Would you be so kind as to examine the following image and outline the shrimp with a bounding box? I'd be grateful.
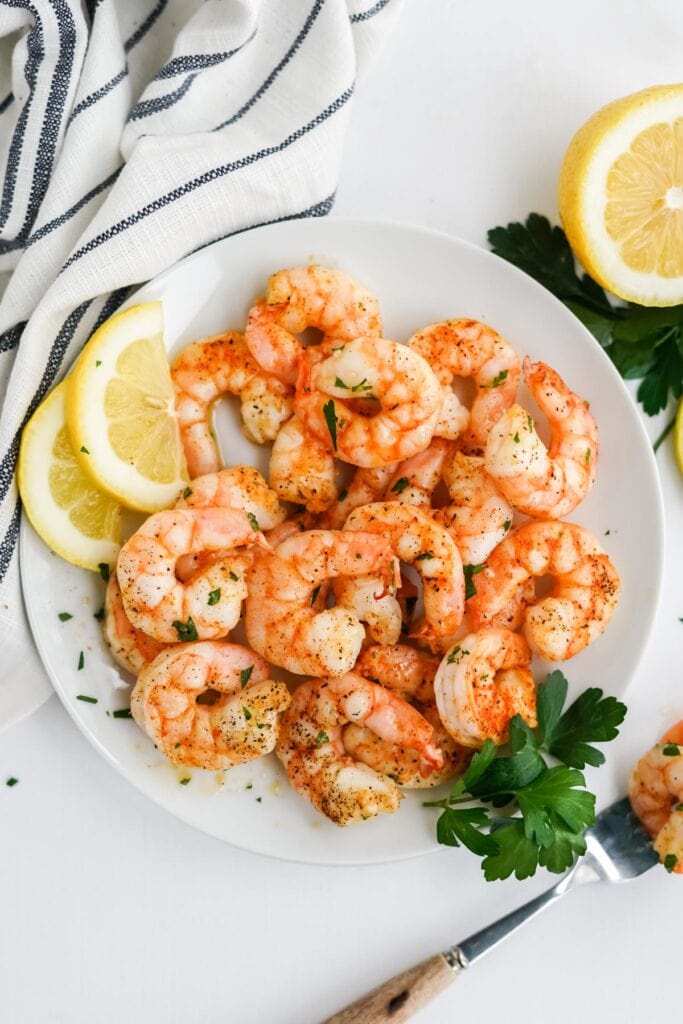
[629,721,683,874]
[344,503,465,648]
[295,337,442,467]
[384,438,451,507]
[131,642,291,769]
[468,521,621,661]
[485,358,598,518]
[408,319,520,451]
[318,464,396,529]
[171,332,292,477]
[434,629,536,748]
[269,416,337,513]
[117,508,266,642]
[434,388,470,441]
[433,450,513,564]
[244,529,398,677]
[103,575,167,675]
[348,645,470,787]
[332,574,403,646]
[245,265,382,386]
[264,510,318,548]
[174,467,286,580]
[275,672,443,825]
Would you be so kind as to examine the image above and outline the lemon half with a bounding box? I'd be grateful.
[66,303,187,512]
[18,381,121,570]
[559,84,683,306]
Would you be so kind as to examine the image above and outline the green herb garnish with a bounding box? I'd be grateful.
[207,588,221,606]
[310,585,321,605]
[488,213,683,417]
[315,731,329,746]
[664,854,678,873]
[80,446,90,454]
[483,369,509,388]
[77,651,84,671]
[240,666,253,689]
[323,399,338,450]
[182,487,193,499]
[112,708,133,719]
[663,743,681,756]
[58,612,73,622]
[172,617,198,642]
[391,477,410,494]
[247,512,260,532]
[463,563,486,600]
[243,706,253,721]
[93,606,105,622]
[98,563,110,582]
[229,571,239,582]
[425,671,626,881]
[415,551,434,561]
[334,376,373,393]
[6,777,18,787]
[76,694,97,704]
[179,777,191,786]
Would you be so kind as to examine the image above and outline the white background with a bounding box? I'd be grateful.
[2,1,682,1021]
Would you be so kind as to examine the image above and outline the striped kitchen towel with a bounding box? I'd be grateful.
[0,0,402,731]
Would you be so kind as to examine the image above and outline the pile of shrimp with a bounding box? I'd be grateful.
[103,265,622,828]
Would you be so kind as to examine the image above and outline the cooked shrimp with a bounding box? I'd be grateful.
[131,642,291,769]
[269,416,337,513]
[173,467,283,581]
[408,319,520,451]
[103,575,167,676]
[318,464,396,529]
[434,388,470,441]
[275,672,443,825]
[344,503,465,648]
[332,574,402,646]
[629,721,683,874]
[265,510,318,548]
[468,521,621,661]
[117,508,265,642]
[485,358,598,518]
[384,438,451,507]
[434,450,513,564]
[171,332,292,477]
[295,337,441,467]
[349,644,469,787]
[244,529,398,677]
[245,265,382,386]
[434,629,536,748]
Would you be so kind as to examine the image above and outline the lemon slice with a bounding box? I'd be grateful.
[66,302,187,512]
[674,396,683,478]
[18,380,121,570]
[559,84,683,306]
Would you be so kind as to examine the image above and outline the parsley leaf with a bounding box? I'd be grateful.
[207,588,221,606]
[482,369,509,388]
[545,687,627,768]
[172,617,198,642]
[488,213,683,416]
[323,400,338,450]
[436,807,499,856]
[463,563,486,600]
[515,767,595,845]
[482,821,539,882]
[535,670,569,747]
[391,477,410,494]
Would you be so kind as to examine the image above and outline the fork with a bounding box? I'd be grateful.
[321,797,658,1024]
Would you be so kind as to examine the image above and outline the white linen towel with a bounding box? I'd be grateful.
[0,0,402,731]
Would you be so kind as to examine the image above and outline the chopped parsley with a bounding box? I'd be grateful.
[98,563,110,582]
[229,571,240,582]
[664,854,678,873]
[334,376,373,393]
[391,477,410,494]
[447,645,462,664]
[182,487,193,499]
[93,606,105,622]
[172,617,198,642]
[310,585,321,605]
[77,651,84,671]
[463,563,486,600]
[80,446,90,454]
[323,399,338,450]
[503,519,512,532]
[179,777,191,786]
[415,551,434,561]
[662,743,681,756]
[58,612,73,622]
[483,369,509,388]
[6,777,18,787]
[112,708,133,719]
[240,666,254,688]
[513,432,520,443]
[243,706,253,721]
[315,731,329,746]
[76,694,97,704]
[207,588,221,606]
[247,512,260,532]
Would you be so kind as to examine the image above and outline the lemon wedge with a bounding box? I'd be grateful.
[66,302,187,512]
[674,397,683,478]
[18,380,121,570]
[559,84,683,306]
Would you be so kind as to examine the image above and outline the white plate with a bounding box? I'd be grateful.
[20,218,664,865]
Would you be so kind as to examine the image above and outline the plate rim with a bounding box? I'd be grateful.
[20,215,666,865]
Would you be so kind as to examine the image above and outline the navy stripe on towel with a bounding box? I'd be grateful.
[350,0,392,23]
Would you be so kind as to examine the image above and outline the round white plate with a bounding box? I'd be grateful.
[20,218,664,865]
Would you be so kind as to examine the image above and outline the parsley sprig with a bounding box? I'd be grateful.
[425,671,626,881]
[488,213,683,418]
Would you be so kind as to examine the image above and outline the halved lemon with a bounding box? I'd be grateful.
[66,302,187,512]
[559,84,683,306]
[18,381,121,570]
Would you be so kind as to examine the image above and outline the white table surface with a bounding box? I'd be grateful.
[2,2,682,1021]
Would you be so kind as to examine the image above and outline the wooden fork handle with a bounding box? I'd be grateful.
[320,952,459,1024]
